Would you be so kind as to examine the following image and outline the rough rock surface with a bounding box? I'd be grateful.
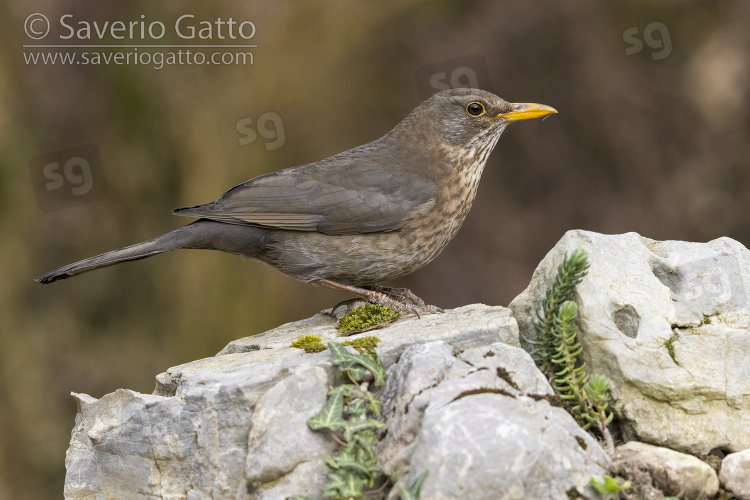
[610,441,719,499]
[68,304,609,499]
[510,230,750,454]
[720,448,750,500]
[380,341,609,499]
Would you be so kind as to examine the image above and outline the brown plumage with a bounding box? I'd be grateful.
[35,88,556,314]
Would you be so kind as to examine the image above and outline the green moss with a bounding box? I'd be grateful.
[341,336,382,354]
[302,342,327,353]
[291,334,328,353]
[290,334,323,347]
[336,304,399,335]
[664,336,676,362]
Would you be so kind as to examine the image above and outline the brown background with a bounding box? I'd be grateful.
[2,0,749,497]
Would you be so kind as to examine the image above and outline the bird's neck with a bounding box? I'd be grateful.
[427,132,503,244]
[444,132,502,183]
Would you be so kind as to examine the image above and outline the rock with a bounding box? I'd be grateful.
[610,442,719,499]
[65,304,531,499]
[510,230,750,454]
[720,448,750,500]
[383,343,608,500]
[218,302,520,366]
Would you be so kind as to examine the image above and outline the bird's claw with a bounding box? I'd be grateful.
[366,287,443,318]
[329,298,368,318]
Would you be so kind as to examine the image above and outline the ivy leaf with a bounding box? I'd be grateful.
[360,391,382,417]
[339,364,368,383]
[345,398,368,417]
[322,470,353,499]
[342,418,384,443]
[328,342,362,368]
[307,392,346,432]
[331,455,374,480]
[327,384,354,400]
[328,343,386,386]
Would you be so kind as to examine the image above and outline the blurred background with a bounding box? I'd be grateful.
[2,0,749,497]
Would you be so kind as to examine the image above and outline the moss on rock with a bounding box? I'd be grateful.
[336,304,399,335]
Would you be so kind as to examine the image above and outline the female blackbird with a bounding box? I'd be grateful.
[36,88,556,314]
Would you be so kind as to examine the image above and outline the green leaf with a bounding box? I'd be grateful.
[345,398,368,417]
[308,392,346,432]
[349,428,377,446]
[342,418,384,443]
[328,342,359,366]
[360,391,382,417]
[590,475,631,498]
[399,470,428,500]
[337,471,366,499]
[330,455,374,481]
[328,343,386,386]
[327,384,354,400]
[322,469,365,499]
[346,365,369,383]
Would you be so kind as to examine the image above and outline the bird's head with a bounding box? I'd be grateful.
[392,88,557,158]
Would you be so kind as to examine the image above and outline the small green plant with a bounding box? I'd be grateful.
[336,304,400,335]
[590,475,631,499]
[301,341,426,499]
[551,301,589,420]
[306,342,387,499]
[583,375,614,438]
[529,249,615,452]
[530,249,589,373]
[291,334,328,353]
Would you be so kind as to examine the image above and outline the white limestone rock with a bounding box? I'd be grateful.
[610,441,719,498]
[64,305,523,499]
[381,341,609,500]
[719,448,750,500]
[510,230,750,454]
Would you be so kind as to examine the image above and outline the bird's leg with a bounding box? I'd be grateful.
[321,280,415,315]
[369,286,441,310]
[320,280,442,316]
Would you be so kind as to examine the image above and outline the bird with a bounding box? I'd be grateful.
[35,88,556,315]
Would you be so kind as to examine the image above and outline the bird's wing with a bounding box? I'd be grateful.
[172,150,436,235]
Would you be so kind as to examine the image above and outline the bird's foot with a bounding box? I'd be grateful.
[369,286,430,308]
[366,286,443,318]
[321,280,443,318]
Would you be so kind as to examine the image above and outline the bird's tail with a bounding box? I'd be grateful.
[36,231,180,284]
[35,219,267,284]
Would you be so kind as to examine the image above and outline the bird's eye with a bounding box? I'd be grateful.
[466,101,486,117]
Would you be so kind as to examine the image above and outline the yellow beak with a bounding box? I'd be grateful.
[495,102,558,122]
